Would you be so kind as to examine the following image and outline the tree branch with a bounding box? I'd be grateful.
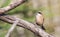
[5,17,19,37]
[0,15,54,37]
[0,0,54,37]
[0,0,26,14]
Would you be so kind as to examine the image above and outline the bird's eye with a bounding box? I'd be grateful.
[38,12,42,14]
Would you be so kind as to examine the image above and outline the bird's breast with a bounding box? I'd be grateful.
[36,14,44,25]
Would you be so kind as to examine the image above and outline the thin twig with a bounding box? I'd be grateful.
[5,17,19,37]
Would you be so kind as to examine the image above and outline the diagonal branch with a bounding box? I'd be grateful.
[0,15,54,37]
[0,0,54,37]
[0,0,26,14]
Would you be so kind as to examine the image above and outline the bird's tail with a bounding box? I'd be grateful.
[36,23,45,30]
[41,25,45,30]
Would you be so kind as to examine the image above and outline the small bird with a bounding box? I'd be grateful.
[35,11,45,30]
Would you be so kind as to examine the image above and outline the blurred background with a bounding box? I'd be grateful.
[0,0,60,37]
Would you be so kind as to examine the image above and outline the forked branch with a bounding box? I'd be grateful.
[0,0,54,37]
[0,15,54,37]
[5,17,19,37]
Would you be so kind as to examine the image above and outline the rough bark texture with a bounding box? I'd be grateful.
[0,0,54,37]
[0,0,26,14]
[0,15,54,37]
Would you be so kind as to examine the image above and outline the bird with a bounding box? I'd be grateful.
[35,11,45,30]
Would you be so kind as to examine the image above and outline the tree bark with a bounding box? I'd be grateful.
[0,15,54,37]
[0,0,54,37]
[0,0,26,14]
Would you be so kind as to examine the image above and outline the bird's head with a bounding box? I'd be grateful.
[36,11,43,18]
[36,11,42,15]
